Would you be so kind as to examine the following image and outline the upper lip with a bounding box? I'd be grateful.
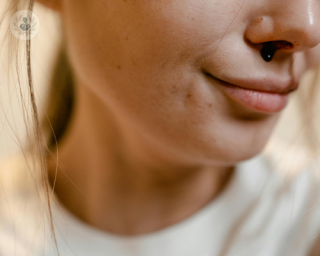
[206,73,299,95]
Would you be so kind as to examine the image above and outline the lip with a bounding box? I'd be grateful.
[205,73,298,113]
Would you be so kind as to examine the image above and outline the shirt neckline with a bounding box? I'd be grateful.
[49,154,270,256]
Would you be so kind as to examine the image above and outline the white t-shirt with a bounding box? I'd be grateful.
[1,153,320,256]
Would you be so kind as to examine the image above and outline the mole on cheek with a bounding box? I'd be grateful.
[117,65,121,69]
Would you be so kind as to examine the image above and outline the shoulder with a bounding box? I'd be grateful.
[262,151,320,255]
[232,151,320,255]
[295,158,320,256]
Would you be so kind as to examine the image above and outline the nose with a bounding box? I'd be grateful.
[245,0,320,52]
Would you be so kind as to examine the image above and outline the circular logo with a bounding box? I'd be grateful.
[10,10,40,40]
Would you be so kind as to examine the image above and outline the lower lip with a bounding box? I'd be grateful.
[215,79,289,113]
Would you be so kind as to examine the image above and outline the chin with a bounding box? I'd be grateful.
[194,124,275,166]
[209,145,267,167]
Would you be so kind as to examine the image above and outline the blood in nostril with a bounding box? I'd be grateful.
[261,43,276,62]
[260,41,294,62]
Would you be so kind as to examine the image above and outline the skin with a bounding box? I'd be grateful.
[37,0,320,238]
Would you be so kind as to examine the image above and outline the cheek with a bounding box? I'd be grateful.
[62,0,233,111]
[62,0,224,117]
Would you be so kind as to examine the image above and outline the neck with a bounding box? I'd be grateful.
[47,82,235,236]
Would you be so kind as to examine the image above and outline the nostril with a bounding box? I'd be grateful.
[271,41,294,50]
[260,41,294,62]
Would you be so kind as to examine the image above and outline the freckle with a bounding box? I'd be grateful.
[126,36,128,40]
[208,103,212,107]
[187,94,191,98]
[117,65,121,69]
[192,18,194,21]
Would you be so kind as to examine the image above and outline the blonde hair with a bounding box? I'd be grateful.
[1,0,61,254]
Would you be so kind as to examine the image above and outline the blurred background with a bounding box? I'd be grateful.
[0,1,320,176]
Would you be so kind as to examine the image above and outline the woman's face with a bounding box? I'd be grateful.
[54,0,320,166]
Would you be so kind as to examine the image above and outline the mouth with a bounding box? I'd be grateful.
[205,73,298,114]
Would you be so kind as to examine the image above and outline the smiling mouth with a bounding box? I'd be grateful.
[205,73,297,113]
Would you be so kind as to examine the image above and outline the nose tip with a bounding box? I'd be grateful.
[245,0,320,52]
[297,6,320,49]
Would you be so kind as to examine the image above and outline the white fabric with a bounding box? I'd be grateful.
[1,154,320,256]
